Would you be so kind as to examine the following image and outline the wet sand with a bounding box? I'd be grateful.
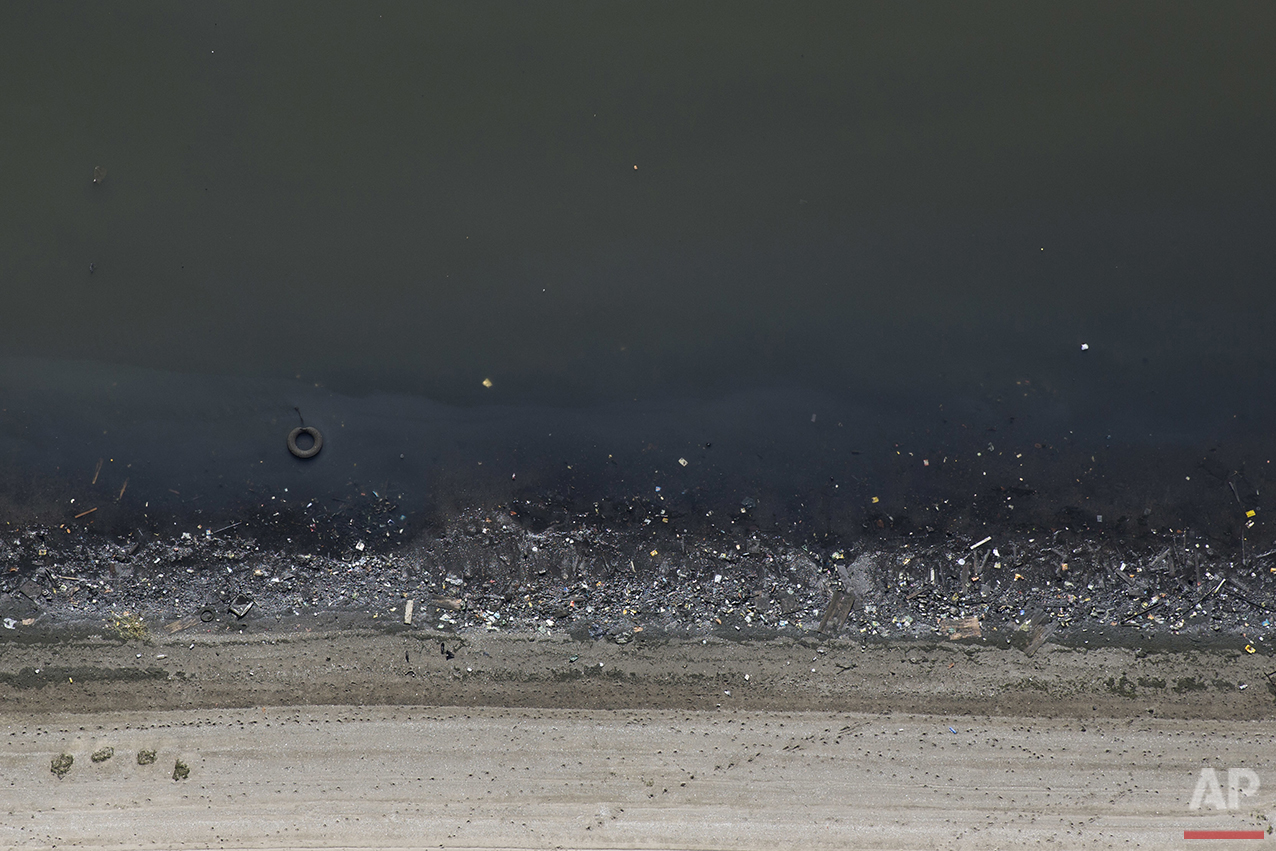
[2,628,1275,848]
[1,627,1274,720]
[2,702,1272,850]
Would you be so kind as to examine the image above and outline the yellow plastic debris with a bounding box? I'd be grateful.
[871,496,880,504]
[1245,644,1256,654]
[1246,509,1256,518]
[481,378,493,388]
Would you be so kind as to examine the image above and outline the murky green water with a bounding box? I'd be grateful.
[2,3,1274,536]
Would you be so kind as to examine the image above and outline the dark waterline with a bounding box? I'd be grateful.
[1,2,1274,544]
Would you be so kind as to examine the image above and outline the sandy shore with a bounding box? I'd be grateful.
[2,703,1272,850]
[2,628,1275,848]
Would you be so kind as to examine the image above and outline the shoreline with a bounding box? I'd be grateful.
[4,507,1273,721]
[2,625,1273,720]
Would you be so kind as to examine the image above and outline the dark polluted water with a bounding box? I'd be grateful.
[1,4,1274,646]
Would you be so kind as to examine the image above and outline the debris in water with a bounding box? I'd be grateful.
[1025,620,1057,657]
[818,590,856,635]
[228,595,254,619]
[938,616,982,641]
[164,614,201,634]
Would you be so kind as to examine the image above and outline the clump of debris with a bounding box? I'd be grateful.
[50,753,73,779]
[1,500,1272,654]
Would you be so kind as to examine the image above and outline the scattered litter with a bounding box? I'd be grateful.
[51,753,74,779]
[1122,598,1165,623]
[1025,620,1057,657]
[92,165,107,184]
[403,599,415,625]
[970,536,992,550]
[109,612,149,641]
[948,727,958,734]
[1245,644,1257,654]
[818,590,856,635]
[938,616,981,641]
[163,614,201,634]
[2,618,15,630]
[228,595,254,619]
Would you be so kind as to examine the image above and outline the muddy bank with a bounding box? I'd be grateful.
[4,501,1274,644]
[1,625,1273,721]
[2,502,1274,719]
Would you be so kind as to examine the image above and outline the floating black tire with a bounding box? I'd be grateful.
[287,426,323,459]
